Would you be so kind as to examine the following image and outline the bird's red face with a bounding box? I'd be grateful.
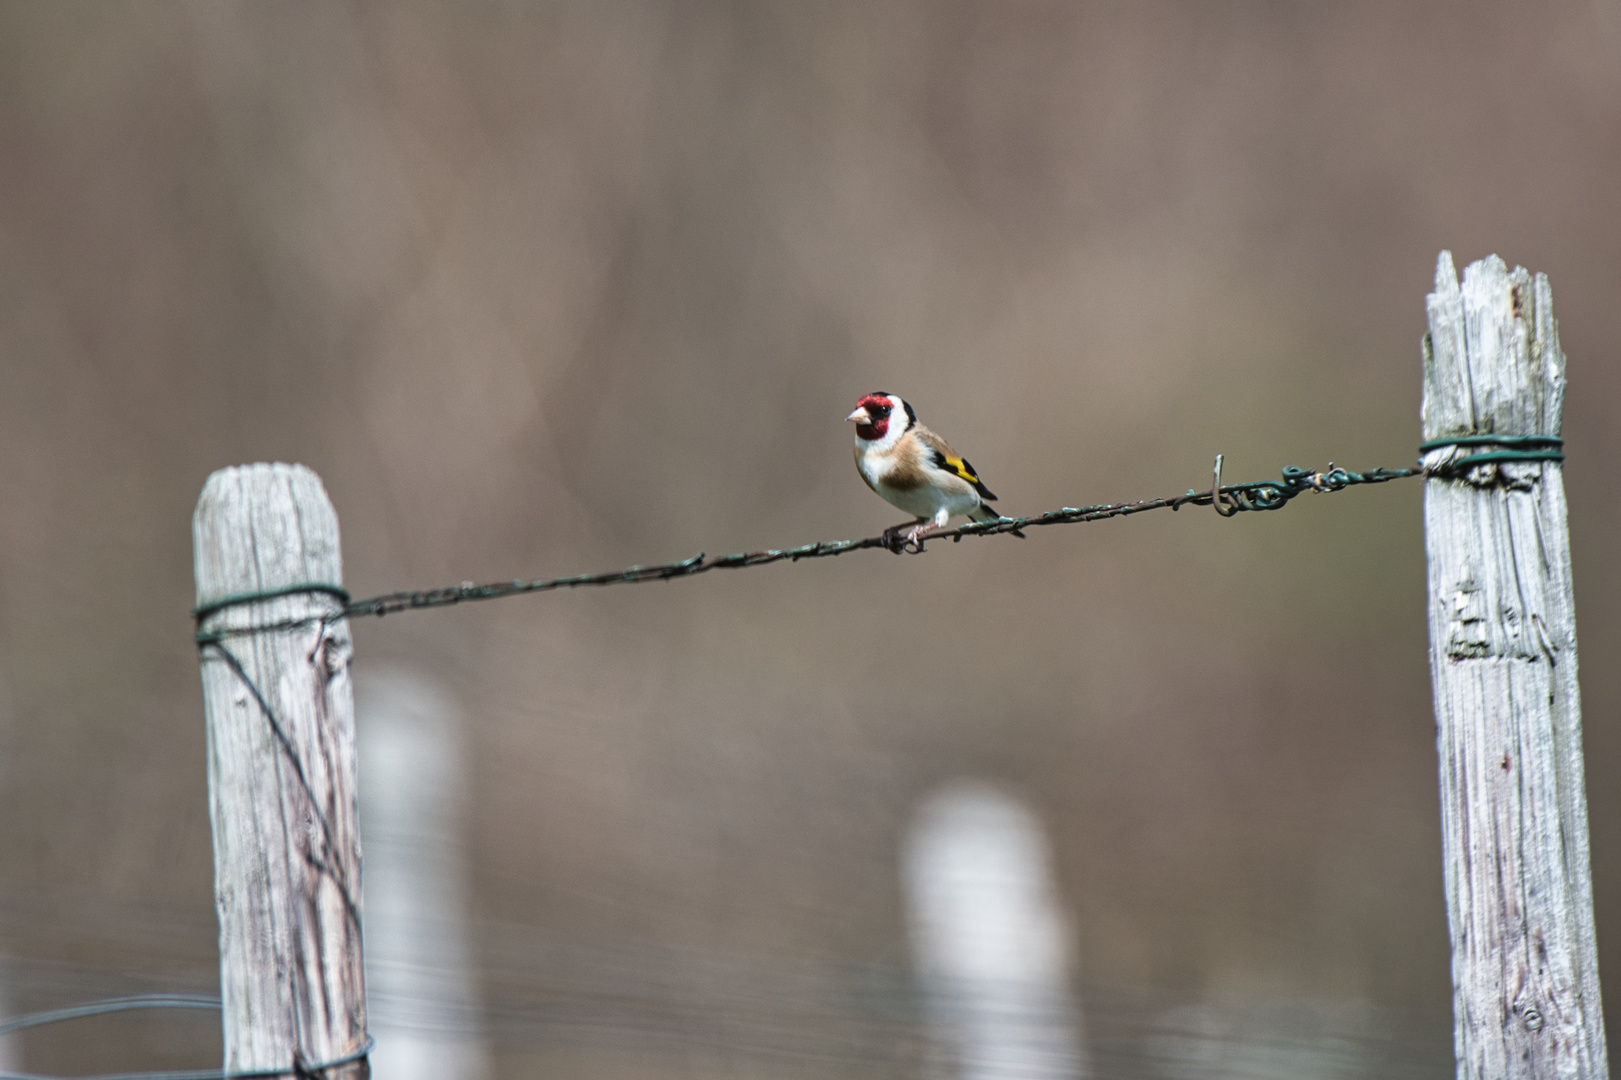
[847,393,897,442]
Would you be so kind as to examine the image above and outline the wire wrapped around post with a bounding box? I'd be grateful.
[192,463,371,1080]
[1420,252,1607,1079]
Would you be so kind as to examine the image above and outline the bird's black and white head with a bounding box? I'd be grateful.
[846,392,915,451]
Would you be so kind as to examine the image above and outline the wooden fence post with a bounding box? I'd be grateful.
[193,463,369,1078]
[1422,252,1607,1078]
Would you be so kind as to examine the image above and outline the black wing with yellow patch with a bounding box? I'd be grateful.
[930,448,998,501]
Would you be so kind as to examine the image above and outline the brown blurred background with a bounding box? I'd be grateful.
[2,2,1620,1076]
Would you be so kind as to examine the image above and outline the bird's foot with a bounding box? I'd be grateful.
[883,520,929,554]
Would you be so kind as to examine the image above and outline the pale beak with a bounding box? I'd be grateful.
[846,408,871,424]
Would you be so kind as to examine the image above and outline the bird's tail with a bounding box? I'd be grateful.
[971,502,1025,538]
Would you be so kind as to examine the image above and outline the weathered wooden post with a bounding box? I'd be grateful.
[1422,252,1607,1078]
[193,463,369,1078]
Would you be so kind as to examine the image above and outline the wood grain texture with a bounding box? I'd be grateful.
[1422,252,1607,1079]
[193,463,368,1079]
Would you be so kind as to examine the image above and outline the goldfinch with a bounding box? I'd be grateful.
[846,392,1014,550]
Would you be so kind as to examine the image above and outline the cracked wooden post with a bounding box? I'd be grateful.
[194,463,369,1079]
[1422,253,1607,1079]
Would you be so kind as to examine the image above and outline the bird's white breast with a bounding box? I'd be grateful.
[856,438,981,522]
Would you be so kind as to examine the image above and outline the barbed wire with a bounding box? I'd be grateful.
[186,456,1425,639]
[191,440,1571,638]
[335,456,1421,620]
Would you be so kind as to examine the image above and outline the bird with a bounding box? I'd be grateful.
[846,392,1017,551]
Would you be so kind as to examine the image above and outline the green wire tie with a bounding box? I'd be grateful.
[1419,434,1564,471]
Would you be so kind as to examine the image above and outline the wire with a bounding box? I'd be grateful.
[188,441,1566,635]
[195,642,363,936]
[0,995,371,1080]
[191,455,1447,643]
[1417,433,1565,470]
[179,642,370,1077]
[191,585,351,625]
[0,995,219,1037]
[0,954,1454,1078]
[340,458,1425,617]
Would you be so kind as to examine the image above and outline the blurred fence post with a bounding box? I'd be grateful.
[1421,253,1608,1078]
[903,781,1087,1080]
[193,463,369,1079]
[358,666,488,1079]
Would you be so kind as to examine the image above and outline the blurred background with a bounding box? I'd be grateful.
[2,2,1620,1076]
